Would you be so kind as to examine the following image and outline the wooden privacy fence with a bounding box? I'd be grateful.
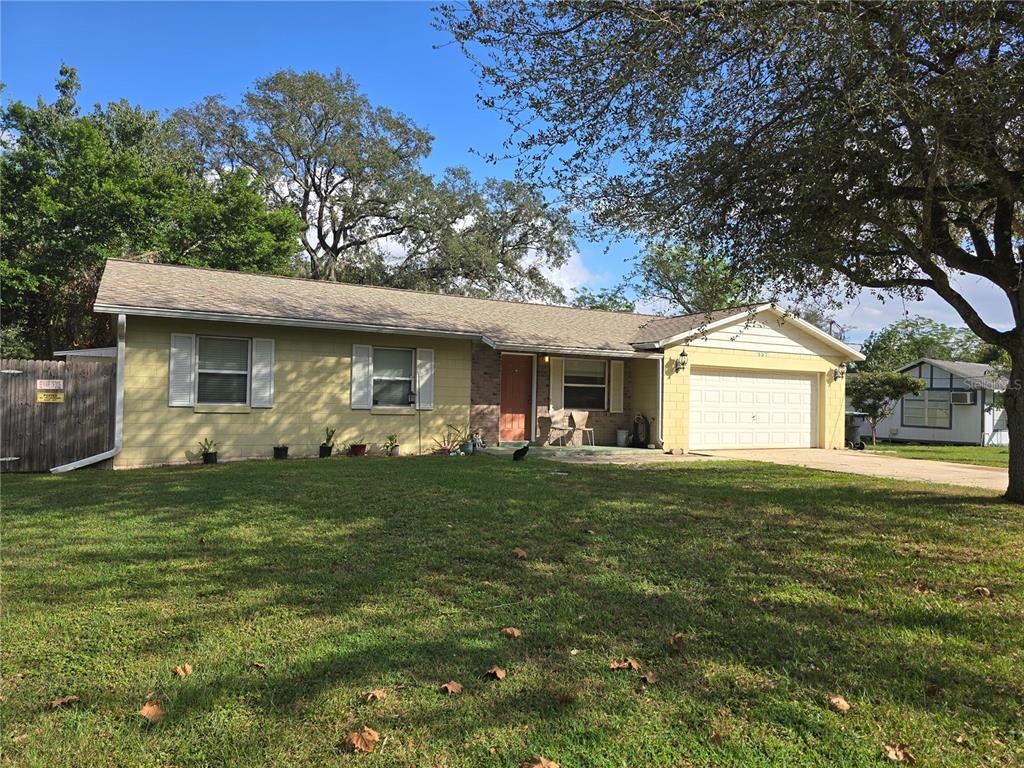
[1,359,116,473]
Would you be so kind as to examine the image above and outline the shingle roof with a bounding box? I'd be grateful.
[630,305,765,344]
[97,259,749,356]
[912,358,1008,390]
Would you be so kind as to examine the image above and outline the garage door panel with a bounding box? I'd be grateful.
[690,368,817,450]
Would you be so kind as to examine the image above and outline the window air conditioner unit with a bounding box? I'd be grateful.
[951,391,977,405]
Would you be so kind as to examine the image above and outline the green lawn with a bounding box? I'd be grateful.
[4,457,1022,767]
[866,442,1010,468]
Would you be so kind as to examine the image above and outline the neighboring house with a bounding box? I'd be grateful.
[63,259,863,469]
[856,358,1008,446]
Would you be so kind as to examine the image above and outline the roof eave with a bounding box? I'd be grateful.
[94,303,497,345]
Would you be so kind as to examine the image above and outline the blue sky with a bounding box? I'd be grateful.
[1,1,1011,342]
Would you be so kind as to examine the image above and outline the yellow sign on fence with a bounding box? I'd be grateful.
[36,391,65,403]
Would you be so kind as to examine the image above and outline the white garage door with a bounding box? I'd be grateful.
[689,369,817,449]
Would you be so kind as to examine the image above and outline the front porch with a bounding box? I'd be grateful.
[470,344,663,448]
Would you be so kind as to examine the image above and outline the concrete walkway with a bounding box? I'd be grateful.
[697,448,1007,492]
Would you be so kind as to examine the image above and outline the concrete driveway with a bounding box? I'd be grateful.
[697,448,1007,492]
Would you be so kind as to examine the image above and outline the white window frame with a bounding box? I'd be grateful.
[563,358,608,412]
[195,335,251,406]
[372,346,416,408]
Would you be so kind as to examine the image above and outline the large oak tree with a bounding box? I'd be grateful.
[440,1,1024,499]
[176,69,573,301]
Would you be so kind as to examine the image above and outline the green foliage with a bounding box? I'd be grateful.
[382,433,400,453]
[441,3,1022,343]
[848,372,925,444]
[571,286,635,313]
[1,66,302,357]
[0,322,34,359]
[859,319,994,372]
[322,427,337,448]
[628,242,753,314]
[176,70,573,301]
[197,437,217,454]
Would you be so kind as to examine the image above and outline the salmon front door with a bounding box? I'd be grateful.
[500,354,533,442]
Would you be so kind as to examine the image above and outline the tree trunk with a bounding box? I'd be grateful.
[1004,352,1024,502]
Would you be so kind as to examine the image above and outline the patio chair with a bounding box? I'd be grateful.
[570,410,596,447]
[549,411,573,446]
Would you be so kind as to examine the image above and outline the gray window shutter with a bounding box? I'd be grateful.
[549,357,564,411]
[609,360,624,413]
[251,338,275,408]
[351,344,373,410]
[416,348,435,410]
[168,333,195,407]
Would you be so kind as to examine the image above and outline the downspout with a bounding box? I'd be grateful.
[51,314,125,473]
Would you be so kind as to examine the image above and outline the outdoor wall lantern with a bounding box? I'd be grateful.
[543,355,550,364]
[674,350,689,374]
[832,364,847,381]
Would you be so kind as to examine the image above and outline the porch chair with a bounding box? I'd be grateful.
[570,410,596,447]
[549,411,573,446]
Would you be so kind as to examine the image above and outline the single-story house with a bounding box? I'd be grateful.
[856,358,1008,446]
[56,259,863,470]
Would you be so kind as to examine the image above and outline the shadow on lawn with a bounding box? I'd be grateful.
[6,456,1023,742]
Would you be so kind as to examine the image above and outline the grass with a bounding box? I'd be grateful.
[865,442,1009,468]
[3,456,1023,767]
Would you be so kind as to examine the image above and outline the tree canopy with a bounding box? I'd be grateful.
[1,66,303,357]
[176,69,574,301]
[858,317,1007,372]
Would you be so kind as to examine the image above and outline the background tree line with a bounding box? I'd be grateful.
[1,66,575,358]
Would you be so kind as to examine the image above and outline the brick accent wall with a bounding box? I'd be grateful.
[470,343,502,446]
[471,343,653,447]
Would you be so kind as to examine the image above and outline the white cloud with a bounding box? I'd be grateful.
[542,251,614,298]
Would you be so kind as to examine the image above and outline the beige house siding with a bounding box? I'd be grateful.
[117,316,471,468]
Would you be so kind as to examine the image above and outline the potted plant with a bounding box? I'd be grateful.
[273,443,288,460]
[320,427,336,458]
[382,434,400,457]
[433,424,467,456]
[349,442,367,457]
[198,438,218,465]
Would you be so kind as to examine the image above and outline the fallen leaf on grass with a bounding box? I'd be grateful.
[609,657,641,671]
[171,663,193,678]
[483,666,506,680]
[138,699,165,723]
[883,743,914,763]
[364,688,387,703]
[954,733,967,745]
[640,671,658,685]
[973,586,993,598]
[11,734,29,743]
[828,694,851,713]
[500,627,523,639]
[513,547,528,560]
[520,757,559,768]
[913,582,934,594]
[570,648,579,656]
[669,632,686,652]
[344,725,380,753]
[440,681,463,695]
[710,730,724,746]
[49,694,79,709]
[251,662,267,672]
